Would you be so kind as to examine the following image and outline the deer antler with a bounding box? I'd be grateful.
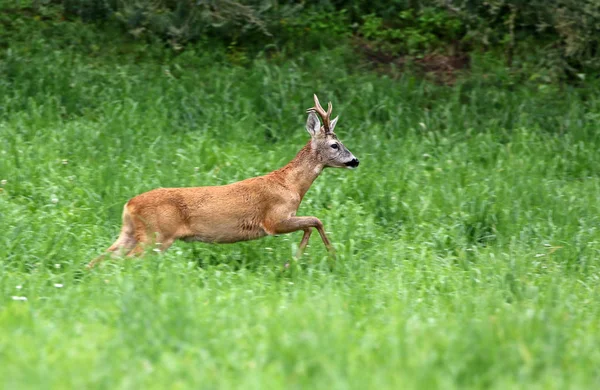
[306,94,333,134]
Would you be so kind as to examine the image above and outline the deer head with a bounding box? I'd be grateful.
[306,94,359,169]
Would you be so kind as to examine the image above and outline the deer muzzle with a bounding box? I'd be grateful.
[345,158,360,168]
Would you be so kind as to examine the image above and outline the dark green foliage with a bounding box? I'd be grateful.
[441,0,600,78]
[43,0,308,49]
[358,7,464,56]
[60,0,118,22]
[7,0,600,79]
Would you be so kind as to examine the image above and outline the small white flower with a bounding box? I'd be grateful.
[51,195,59,204]
[62,159,68,165]
[0,179,6,186]
[54,263,61,269]
[54,283,63,288]
[11,296,27,301]
[16,285,22,290]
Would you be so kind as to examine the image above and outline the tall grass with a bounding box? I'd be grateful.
[1,19,600,389]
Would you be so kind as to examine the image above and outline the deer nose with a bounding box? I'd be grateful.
[345,158,360,168]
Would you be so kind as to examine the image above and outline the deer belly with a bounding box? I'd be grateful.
[181,218,268,244]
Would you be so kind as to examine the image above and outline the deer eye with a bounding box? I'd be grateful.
[330,144,339,150]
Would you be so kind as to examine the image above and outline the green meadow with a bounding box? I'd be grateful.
[2,15,600,390]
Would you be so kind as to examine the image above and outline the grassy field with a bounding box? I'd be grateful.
[2,19,600,389]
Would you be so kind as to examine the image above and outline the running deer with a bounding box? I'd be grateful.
[88,94,359,268]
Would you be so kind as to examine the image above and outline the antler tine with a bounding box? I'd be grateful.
[306,94,332,133]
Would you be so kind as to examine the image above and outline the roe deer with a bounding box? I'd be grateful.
[88,94,359,268]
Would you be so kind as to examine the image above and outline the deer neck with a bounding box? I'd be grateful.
[272,141,324,199]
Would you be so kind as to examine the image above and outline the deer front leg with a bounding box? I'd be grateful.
[269,216,334,256]
[297,228,313,258]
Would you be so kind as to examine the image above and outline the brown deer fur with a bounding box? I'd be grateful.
[88,94,359,268]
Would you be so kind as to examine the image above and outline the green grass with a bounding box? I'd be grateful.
[2,16,600,389]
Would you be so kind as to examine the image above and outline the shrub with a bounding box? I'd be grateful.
[50,0,297,48]
[358,7,464,56]
[20,0,600,80]
[439,0,600,78]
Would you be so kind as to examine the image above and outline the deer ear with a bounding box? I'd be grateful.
[329,116,339,133]
[306,112,321,137]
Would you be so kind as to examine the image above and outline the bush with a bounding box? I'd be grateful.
[358,7,464,56]
[439,0,600,78]
[51,0,299,48]
[348,0,600,79]
[18,0,600,80]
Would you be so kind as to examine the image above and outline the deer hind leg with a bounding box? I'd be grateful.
[126,235,175,257]
[125,204,180,257]
[87,205,138,269]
